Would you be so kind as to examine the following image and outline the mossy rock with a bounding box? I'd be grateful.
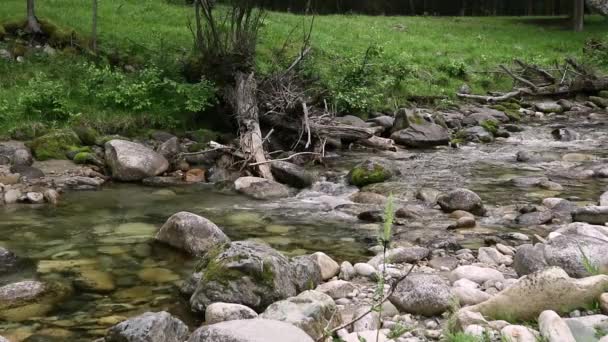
[188,143,206,153]
[9,122,49,140]
[2,19,26,34]
[73,126,99,146]
[0,25,6,40]
[95,135,130,146]
[30,129,82,161]
[480,119,499,135]
[347,160,392,187]
[73,152,103,167]
[589,96,608,108]
[599,90,608,99]
[186,129,220,144]
[66,146,92,160]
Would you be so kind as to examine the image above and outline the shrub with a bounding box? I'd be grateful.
[439,59,468,79]
[18,73,73,122]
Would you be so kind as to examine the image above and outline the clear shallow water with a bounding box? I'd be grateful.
[1,112,607,340]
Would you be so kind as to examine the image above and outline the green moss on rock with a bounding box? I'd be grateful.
[30,129,82,161]
[73,126,99,146]
[95,135,130,146]
[599,91,608,99]
[347,160,392,187]
[480,119,499,135]
[73,152,95,165]
[9,123,49,140]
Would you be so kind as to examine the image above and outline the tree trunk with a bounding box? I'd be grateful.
[91,0,98,53]
[26,0,42,34]
[234,72,274,180]
[573,0,585,32]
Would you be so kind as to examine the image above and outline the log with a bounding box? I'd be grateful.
[235,72,274,180]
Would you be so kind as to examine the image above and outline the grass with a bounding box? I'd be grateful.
[1,0,608,133]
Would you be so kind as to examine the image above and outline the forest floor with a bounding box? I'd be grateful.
[1,0,608,135]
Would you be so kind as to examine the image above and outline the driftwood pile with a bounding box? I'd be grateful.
[457,58,608,103]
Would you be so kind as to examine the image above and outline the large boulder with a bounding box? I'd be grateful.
[437,188,486,216]
[347,160,392,187]
[465,267,608,321]
[190,241,298,313]
[205,303,258,324]
[187,319,313,342]
[391,123,450,148]
[105,140,169,181]
[388,274,453,316]
[234,177,290,200]
[260,290,340,340]
[309,252,340,281]
[105,311,189,342]
[270,161,314,189]
[0,280,72,321]
[155,212,230,256]
[513,224,608,278]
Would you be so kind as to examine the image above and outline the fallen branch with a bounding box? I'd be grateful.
[499,64,538,90]
[457,90,523,103]
[248,152,320,166]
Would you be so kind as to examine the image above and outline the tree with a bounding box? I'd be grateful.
[573,0,585,31]
[26,0,42,34]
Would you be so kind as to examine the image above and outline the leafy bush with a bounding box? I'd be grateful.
[439,59,468,79]
[18,73,73,122]
[324,44,412,114]
[81,63,216,114]
[584,37,608,69]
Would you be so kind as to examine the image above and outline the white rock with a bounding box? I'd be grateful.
[464,324,485,338]
[449,265,505,284]
[26,192,44,204]
[354,263,377,278]
[600,191,608,206]
[205,303,258,324]
[353,306,380,332]
[478,247,512,266]
[501,325,539,342]
[105,140,169,181]
[315,280,356,300]
[538,310,576,342]
[496,243,515,256]
[339,261,355,281]
[453,286,492,306]
[310,252,340,280]
[341,330,393,342]
[453,278,480,289]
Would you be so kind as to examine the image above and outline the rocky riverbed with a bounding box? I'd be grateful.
[1,96,608,341]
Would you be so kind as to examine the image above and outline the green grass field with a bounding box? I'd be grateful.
[1,0,607,133]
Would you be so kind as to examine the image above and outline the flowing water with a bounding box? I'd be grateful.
[1,112,607,340]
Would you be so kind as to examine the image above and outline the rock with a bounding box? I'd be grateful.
[105,140,169,181]
[461,126,494,143]
[455,310,488,331]
[357,210,383,222]
[416,187,441,205]
[4,189,22,204]
[341,330,392,342]
[551,128,580,141]
[564,315,608,342]
[516,210,553,226]
[315,280,356,300]
[310,252,340,281]
[600,192,608,206]
[352,306,380,332]
[538,310,576,342]
[449,266,505,285]
[190,241,297,312]
[25,192,44,204]
[184,168,206,183]
[573,206,608,225]
[0,280,72,321]
[464,324,486,338]
[234,177,290,200]
[155,212,230,256]
[73,269,115,293]
[456,216,476,228]
[354,263,377,279]
[290,256,323,293]
[336,115,367,127]
[270,161,314,189]
[350,192,387,205]
[501,325,539,342]
[478,247,512,266]
[339,261,356,281]
[0,247,18,273]
[30,129,81,161]
[367,247,429,267]
[72,152,104,167]
[12,149,33,166]
[10,165,44,179]
[105,311,189,342]
[205,303,258,324]
[73,126,99,146]
[465,267,608,321]
[347,160,392,187]
[157,137,180,159]
[389,274,453,316]
[187,319,313,342]
[535,102,563,113]
[602,293,608,314]
[261,290,340,339]
[590,96,608,108]
[368,116,394,129]
[453,286,492,306]
[513,231,608,278]
[437,188,485,216]
[391,123,450,148]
